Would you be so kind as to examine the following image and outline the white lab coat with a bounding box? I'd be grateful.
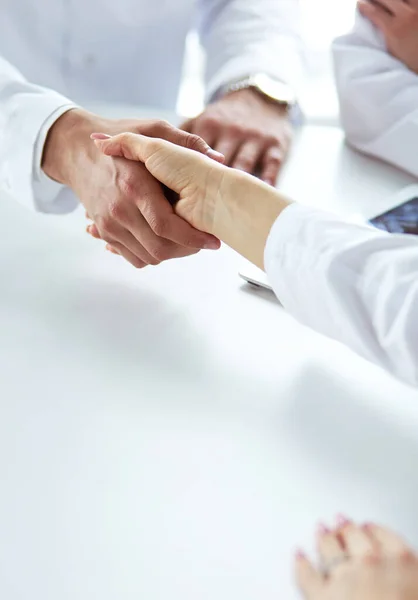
[0,0,303,213]
[323,11,418,386]
[265,204,418,388]
[333,10,418,178]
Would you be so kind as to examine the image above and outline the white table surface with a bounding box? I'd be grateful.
[1,110,418,600]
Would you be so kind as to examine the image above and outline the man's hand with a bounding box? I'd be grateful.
[182,88,292,186]
[42,109,221,268]
[358,0,418,74]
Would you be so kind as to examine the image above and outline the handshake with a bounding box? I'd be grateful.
[42,99,291,269]
[86,125,225,268]
[87,127,291,271]
[42,108,291,271]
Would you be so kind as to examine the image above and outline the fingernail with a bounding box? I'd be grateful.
[363,522,373,530]
[204,240,220,250]
[336,514,351,528]
[317,523,329,535]
[295,549,306,560]
[90,132,111,140]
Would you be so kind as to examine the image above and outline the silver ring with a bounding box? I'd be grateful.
[321,555,348,574]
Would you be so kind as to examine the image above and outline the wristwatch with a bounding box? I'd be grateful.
[218,74,296,109]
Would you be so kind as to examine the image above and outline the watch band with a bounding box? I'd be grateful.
[217,74,296,108]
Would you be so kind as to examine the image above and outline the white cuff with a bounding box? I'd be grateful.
[264,203,385,330]
[33,104,80,214]
[264,203,315,310]
[0,92,79,214]
[205,40,304,104]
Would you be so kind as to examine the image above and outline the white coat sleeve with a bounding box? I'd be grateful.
[264,204,418,387]
[333,11,418,178]
[198,0,304,102]
[0,56,79,214]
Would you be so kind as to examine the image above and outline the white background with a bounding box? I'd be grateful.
[178,0,357,122]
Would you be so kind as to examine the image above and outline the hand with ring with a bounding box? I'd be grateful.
[296,515,418,600]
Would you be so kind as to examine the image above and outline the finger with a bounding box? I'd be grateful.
[123,203,202,261]
[141,195,220,250]
[214,136,241,166]
[358,0,393,29]
[94,215,159,265]
[93,133,220,198]
[91,128,223,164]
[232,139,265,175]
[133,174,220,250]
[260,145,284,186]
[364,523,413,556]
[104,240,146,269]
[86,223,101,239]
[151,120,224,162]
[105,244,120,255]
[111,227,161,265]
[295,551,325,600]
[336,516,376,558]
[317,524,346,566]
[181,117,218,149]
[365,0,404,15]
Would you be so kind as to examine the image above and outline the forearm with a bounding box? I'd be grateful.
[212,171,291,270]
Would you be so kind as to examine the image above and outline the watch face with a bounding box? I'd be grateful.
[252,74,296,105]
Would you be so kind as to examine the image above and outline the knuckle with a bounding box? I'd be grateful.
[101,232,115,245]
[186,133,206,151]
[247,129,263,141]
[118,174,138,199]
[149,241,173,262]
[119,131,135,146]
[183,235,201,249]
[98,215,116,235]
[149,215,169,237]
[266,134,281,146]
[108,200,127,221]
[154,119,171,135]
[131,123,143,135]
[202,115,220,130]
[227,124,243,138]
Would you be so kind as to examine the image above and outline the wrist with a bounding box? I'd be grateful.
[41,108,108,186]
[214,171,292,270]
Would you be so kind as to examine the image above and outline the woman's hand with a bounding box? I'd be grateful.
[358,0,418,74]
[90,132,227,239]
[296,516,418,600]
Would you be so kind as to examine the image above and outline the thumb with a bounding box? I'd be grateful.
[91,132,220,195]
